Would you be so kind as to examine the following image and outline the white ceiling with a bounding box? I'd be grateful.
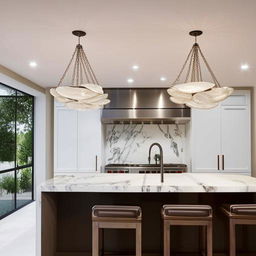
[0,0,256,88]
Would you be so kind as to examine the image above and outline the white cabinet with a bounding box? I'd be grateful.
[191,106,221,172]
[77,110,102,172]
[191,90,251,174]
[220,93,251,173]
[54,102,102,173]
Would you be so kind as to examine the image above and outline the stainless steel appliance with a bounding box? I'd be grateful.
[105,164,187,174]
[101,88,190,124]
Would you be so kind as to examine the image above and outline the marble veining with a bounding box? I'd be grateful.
[105,124,185,164]
[40,173,256,193]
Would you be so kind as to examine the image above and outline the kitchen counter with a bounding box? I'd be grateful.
[39,173,256,256]
[40,173,256,193]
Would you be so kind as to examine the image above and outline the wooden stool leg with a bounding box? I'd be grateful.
[163,220,170,256]
[229,219,236,256]
[92,222,100,256]
[99,228,104,256]
[136,223,142,256]
[200,226,206,256]
[206,222,213,256]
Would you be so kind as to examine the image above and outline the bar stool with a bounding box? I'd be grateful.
[221,204,256,256]
[92,205,142,256]
[162,204,213,256]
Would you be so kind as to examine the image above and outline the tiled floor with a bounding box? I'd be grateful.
[0,202,36,256]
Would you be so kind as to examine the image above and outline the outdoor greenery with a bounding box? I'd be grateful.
[0,91,33,164]
[17,130,33,166]
[19,168,32,191]
[0,85,34,217]
[0,175,17,194]
[0,168,32,194]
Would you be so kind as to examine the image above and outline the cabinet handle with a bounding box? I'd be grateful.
[95,155,98,172]
[222,155,224,170]
[217,155,220,170]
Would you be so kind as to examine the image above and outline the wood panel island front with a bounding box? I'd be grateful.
[39,173,256,256]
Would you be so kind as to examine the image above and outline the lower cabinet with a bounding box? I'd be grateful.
[191,89,251,174]
[54,102,102,173]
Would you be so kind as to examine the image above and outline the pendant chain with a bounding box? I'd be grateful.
[172,41,221,88]
[57,40,99,87]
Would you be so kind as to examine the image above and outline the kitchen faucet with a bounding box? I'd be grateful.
[148,143,164,183]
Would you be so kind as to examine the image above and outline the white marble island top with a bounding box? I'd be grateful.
[40,173,256,193]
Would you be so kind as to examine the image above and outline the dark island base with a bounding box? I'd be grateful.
[42,192,256,256]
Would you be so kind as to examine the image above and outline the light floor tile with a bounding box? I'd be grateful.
[0,202,36,256]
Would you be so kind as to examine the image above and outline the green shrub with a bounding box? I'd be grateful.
[0,175,18,194]
[17,131,33,166]
[19,168,32,192]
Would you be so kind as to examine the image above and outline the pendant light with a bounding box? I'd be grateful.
[167,30,233,109]
[50,30,110,110]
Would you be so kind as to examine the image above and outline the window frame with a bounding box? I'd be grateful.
[0,82,34,219]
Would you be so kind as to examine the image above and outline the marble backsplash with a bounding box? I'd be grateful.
[104,124,186,164]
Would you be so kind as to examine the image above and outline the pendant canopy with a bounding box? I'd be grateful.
[50,30,110,110]
[167,30,233,109]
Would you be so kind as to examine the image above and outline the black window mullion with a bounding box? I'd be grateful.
[31,96,34,200]
[0,82,34,218]
[14,90,17,209]
[0,164,33,174]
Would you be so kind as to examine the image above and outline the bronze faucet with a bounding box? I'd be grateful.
[148,143,164,183]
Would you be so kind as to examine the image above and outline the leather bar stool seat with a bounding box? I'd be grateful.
[162,204,213,256]
[223,204,256,215]
[163,204,212,217]
[92,205,142,256]
[92,205,141,219]
[221,204,256,256]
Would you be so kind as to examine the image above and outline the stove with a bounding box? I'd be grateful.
[105,164,187,173]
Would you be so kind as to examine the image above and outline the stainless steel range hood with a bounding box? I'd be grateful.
[101,88,190,124]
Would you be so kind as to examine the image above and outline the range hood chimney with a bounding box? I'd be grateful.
[101,88,190,124]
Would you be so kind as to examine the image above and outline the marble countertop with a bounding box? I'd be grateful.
[40,173,256,193]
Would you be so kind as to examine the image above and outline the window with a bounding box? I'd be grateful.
[0,83,34,218]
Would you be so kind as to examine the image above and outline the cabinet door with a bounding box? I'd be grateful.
[77,109,102,172]
[191,107,221,172]
[54,105,78,172]
[220,91,251,173]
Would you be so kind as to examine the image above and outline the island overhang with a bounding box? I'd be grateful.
[40,173,256,193]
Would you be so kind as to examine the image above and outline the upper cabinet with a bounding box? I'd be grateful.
[54,102,102,173]
[191,90,251,174]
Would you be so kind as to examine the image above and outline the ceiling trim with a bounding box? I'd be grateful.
[0,64,45,94]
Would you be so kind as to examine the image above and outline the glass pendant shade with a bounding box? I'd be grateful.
[170,96,189,105]
[82,83,104,94]
[80,93,109,104]
[50,30,110,110]
[167,30,233,109]
[82,98,110,106]
[56,86,98,101]
[186,100,218,109]
[193,87,234,104]
[173,81,215,94]
[49,88,72,103]
[167,87,192,100]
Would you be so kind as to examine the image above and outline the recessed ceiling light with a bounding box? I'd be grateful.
[132,65,139,70]
[127,78,134,83]
[160,77,167,81]
[29,61,37,68]
[240,64,249,70]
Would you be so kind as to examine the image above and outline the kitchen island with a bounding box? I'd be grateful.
[39,173,256,256]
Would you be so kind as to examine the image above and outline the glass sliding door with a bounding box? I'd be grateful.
[0,83,34,219]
